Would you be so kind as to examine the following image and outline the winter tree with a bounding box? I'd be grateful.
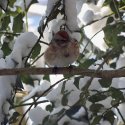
[0,0,125,125]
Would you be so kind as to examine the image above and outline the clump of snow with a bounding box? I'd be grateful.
[78,1,111,26]
[65,0,79,31]
[43,18,65,43]
[0,76,15,123]
[77,1,111,51]
[78,3,95,25]
[97,0,105,7]
[5,55,16,68]
[62,79,81,106]
[0,58,6,68]
[23,80,51,101]
[67,90,81,106]
[39,0,79,35]
[29,106,49,124]
[0,52,18,123]
[0,32,38,123]
[46,78,81,107]
[11,32,38,68]
[48,18,65,35]
[46,83,63,107]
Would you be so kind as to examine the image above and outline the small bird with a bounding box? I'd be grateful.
[44,30,79,67]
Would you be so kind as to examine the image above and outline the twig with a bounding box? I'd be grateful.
[24,0,28,31]
[116,107,125,124]
[19,104,32,125]
[91,88,125,94]
[82,13,113,28]
[31,53,44,65]
[112,0,122,20]
[24,34,43,66]
[39,40,49,46]
[82,5,125,28]
[90,29,103,40]
[30,41,49,65]
[80,29,93,56]
[0,31,20,36]
[13,100,49,108]
[19,77,67,124]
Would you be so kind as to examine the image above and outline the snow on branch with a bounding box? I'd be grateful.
[0,67,124,78]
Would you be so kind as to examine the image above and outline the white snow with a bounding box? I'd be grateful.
[46,83,63,107]
[29,106,49,124]
[23,80,51,101]
[77,1,111,51]
[78,3,95,25]
[65,0,79,31]
[0,32,38,123]
[0,56,17,123]
[11,32,38,67]
[46,78,81,107]
[0,76,15,122]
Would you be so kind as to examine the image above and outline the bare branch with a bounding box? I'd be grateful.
[0,67,125,78]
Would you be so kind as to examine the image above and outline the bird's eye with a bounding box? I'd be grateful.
[55,39,67,43]
[60,40,66,42]
[73,39,78,43]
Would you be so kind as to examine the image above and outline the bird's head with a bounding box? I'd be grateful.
[51,30,70,47]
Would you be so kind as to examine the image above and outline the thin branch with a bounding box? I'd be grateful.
[116,107,125,124]
[31,53,44,65]
[0,31,20,36]
[81,5,125,28]
[91,88,125,94]
[82,13,113,28]
[112,0,122,20]
[39,40,49,46]
[19,104,32,125]
[90,29,103,40]
[19,77,67,124]
[0,67,125,78]
[30,41,49,65]
[12,100,49,108]
[24,34,43,66]
[24,0,28,31]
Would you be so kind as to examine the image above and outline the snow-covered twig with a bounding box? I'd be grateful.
[19,77,66,124]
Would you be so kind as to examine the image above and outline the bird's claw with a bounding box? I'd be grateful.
[69,65,75,69]
[52,66,58,74]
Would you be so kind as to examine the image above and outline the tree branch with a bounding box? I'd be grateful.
[0,67,125,78]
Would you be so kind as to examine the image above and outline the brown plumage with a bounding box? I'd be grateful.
[44,30,79,67]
